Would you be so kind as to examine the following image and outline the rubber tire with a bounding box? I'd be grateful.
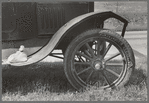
[64,29,135,90]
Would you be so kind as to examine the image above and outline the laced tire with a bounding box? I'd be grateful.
[64,29,135,90]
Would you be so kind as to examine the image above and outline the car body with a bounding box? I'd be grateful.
[2,1,134,90]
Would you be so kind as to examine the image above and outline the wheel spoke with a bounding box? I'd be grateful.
[77,67,92,75]
[86,70,94,83]
[105,69,120,77]
[85,43,95,58]
[76,51,92,61]
[84,50,92,57]
[106,62,123,66]
[105,52,121,63]
[101,70,111,86]
[102,43,112,58]
[96,71,102,87]
[97,39,102,57]
[77,55,85,62]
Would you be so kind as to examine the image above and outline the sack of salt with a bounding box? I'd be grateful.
[7,45,27,64]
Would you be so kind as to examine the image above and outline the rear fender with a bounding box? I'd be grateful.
[10,11,128,66]
[56,11,129,50]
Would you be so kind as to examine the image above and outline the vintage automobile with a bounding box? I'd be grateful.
[2,1,135,90]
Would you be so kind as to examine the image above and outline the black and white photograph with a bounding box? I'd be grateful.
[1,0,148,101]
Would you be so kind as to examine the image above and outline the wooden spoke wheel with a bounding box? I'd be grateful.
[64,29,135,90]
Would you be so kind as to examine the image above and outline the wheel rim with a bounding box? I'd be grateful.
[71,37,128,89]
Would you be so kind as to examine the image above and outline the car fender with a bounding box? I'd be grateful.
[10,11,128,66]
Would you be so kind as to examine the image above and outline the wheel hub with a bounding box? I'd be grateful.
[95,63,101,70]
[93,60,103,70]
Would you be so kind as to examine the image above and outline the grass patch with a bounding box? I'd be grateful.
[2,56,147,101]
[2,85,147,101]
[2,62,75,95]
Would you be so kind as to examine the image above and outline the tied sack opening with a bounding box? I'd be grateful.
[7,45,28,63]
